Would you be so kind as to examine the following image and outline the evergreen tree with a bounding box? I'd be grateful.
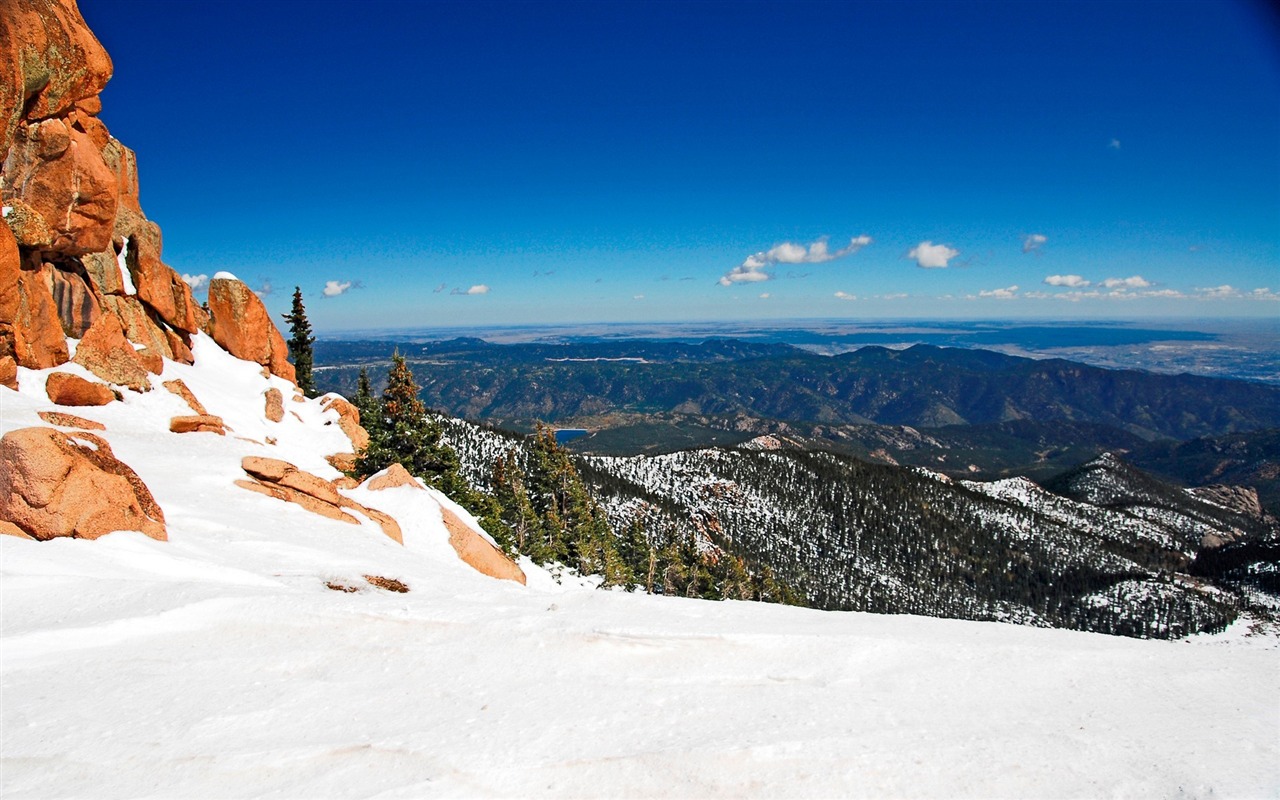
[353,368,375,418]
[356,353,468,497]
[489,449,541,556]
[351,367,382,449]
[516,424,632,586]
[282,287,317,397]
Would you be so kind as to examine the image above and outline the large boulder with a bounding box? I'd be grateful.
[0,0,113,153]
[207,275,296,383]
[71,312,150,390]
[0,426,166,541]
[45,370,113,405]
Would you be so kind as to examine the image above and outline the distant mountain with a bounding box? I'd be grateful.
[318,340,1280,442]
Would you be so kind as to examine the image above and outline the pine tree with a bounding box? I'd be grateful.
[515,423,631,585]
[356,353,467,496]
[353,368,375,417]
[489,449,541,556]
[282,287,317,397]
[351,367,382,448]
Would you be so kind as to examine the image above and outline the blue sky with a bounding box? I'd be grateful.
[82,0,1278,331]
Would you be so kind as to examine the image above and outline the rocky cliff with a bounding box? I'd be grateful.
[0,0,524,583]
[0,0,293,386]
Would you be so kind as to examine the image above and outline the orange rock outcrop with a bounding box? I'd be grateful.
[237,456,402,544]
[45,370,114,405]
[37,410,106,430]
[439,506,527,585]
[169,415,227,435]
[71,313,151,391]
[207,277,296,383]
[264,387,284,422]
[0,426,166,541]
[1,0,294,386]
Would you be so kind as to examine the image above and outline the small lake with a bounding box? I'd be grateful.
[554,428,590,444]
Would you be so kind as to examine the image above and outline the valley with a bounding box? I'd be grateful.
[314,334,1280,509]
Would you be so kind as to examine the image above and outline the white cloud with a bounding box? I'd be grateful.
[1251,287,1280,301]
[1100,275,1151,289]
[718,264,772,286]
[978,285,1019,300]
[433,283,447,293]
[759,293,770,299]
[1035,288,1188,302]
[451,284,490,295]
[181,273,208,290]
[1109,138,1121,150]
[322,280,353,297]
[1196,284,1239,299]
[1044,274,1090,288]
[1022,233,1047,253]
[908,241,959,268]
[833,291,857,301]
[1045,291,1096,302]
[633,294,645,300]
[878,293,908,300]
[720,234,872,286]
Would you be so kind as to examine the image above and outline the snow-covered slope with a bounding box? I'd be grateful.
[2,343,1278,798]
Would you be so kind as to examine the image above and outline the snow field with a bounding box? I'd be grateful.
[2,336,1278,798]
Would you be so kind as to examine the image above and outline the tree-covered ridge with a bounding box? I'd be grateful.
[316,339,1280,441]
[438,415,1279,640]
[582,446,1275,639]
